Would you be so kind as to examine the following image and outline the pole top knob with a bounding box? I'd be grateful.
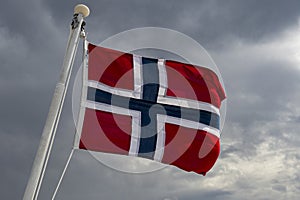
[74,4,90,17]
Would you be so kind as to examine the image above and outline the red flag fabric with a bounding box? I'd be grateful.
[76,42,226,175]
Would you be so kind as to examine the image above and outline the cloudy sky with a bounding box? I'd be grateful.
[1,0,300,199]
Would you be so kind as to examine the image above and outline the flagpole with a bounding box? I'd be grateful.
[23,4,90,200]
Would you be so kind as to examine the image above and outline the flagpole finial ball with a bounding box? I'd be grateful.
[74,4,90,17]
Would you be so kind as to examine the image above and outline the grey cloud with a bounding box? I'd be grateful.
[176,190,233,200]
[272,185,287,192]
[41,0,300,45]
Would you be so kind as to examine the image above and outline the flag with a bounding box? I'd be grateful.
[75,42,226,175]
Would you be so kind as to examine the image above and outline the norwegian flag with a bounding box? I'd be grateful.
[75,42,226,175]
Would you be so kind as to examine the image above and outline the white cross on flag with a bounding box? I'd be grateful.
[75,42,226,175]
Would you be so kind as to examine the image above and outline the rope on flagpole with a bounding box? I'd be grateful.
[51,21,89,200]
[23,4,90,200]
[51,149,75,200]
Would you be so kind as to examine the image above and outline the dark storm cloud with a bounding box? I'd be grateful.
[0,0,73,199]
[224,55,300,128]
[1,0,300,199]
[40,0,300,45]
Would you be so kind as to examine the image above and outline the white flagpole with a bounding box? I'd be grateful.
[23,4,90,200]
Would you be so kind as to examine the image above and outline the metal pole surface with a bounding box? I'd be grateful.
[23,4,89,200]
